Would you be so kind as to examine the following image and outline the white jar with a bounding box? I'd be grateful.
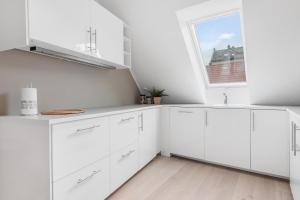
[21,88,38,116]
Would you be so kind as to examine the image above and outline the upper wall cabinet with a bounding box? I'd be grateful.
[90,0,124,65]
[0,0,126,68]
[28,0,91,55]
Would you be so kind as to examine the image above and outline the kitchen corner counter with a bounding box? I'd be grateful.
[287,107,300,117]
[165,104,287,110]
[0,105,162,124]
[1,104,299,125]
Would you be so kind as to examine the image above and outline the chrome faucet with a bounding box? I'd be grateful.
[223,93,228,105]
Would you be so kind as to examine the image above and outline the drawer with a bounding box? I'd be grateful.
[53,157,110,200]
[110,112,139,152]
[52,117,109,181]
[111,142,139,192]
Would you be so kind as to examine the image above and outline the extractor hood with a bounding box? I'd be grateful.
[19,39,127,70]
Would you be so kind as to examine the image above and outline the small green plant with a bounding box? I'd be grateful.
[144,88,168,97]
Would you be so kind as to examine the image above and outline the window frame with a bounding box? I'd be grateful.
[189,9,248,88]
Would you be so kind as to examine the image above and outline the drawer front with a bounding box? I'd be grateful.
[111,142,139,192]
[53,157,110,200]
[52,117,109,181]
[110,112,139,152]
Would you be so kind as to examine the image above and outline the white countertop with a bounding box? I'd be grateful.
[1,104,299,124]
[0,105,163,124]
[286,107,300,117]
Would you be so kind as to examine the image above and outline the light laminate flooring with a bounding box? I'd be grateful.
[107,156,293,200]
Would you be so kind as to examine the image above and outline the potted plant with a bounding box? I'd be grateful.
[145,88,168,105]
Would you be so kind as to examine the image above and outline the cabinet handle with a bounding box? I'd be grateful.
[141,113,144,131]
[295,124,299,156]
[120,117,134,123]
[119,150,136,161]
[73,125,100,135]
[92,29,97,52]
[77,170,102,185]
[87,27,92,52]
[292,121,295,152]
[178,111,194,114]
[252,112,255,132]
[205,111,208,127]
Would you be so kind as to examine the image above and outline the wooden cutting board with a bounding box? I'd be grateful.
[41,109,85,115]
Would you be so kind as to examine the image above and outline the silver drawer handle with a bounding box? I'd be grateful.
[73,125,100,135]
[76,169,102,185]
[294,124,300,156]
[296,144,300,152]
[92,29,97,52]
[119,150,136,161]
[119,117,134,123]
[178,111,194,114]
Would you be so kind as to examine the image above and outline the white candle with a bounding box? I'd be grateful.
[21,87,38,116]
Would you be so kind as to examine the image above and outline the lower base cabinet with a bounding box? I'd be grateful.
[251,110,289,177]
[0,106,293,200]
[110,142,139,192]
[53,157,110,200]
[205,108,251,169]
[290,113,300,200]
[167,107,289,177]
[138,109,160,169]
[170,107,205,160]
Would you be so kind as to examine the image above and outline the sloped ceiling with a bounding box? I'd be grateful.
[98,0,300,105]
[97,0,208,104]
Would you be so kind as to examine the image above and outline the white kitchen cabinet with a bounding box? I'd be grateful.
[110,112,139,153]
[0,106,160,200]
[91,0,124,65]
[28,0,91,55]
[110,142,139,192]
[53,157,110,200]
[205,108,251,169]
[138,108,160,169]
[0,0,126,67]
[251,110,289,177]
[290,113,300,199]
[170,107,205,160]
[52,117,110,181]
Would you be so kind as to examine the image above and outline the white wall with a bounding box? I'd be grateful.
[206,87,250,104]
[0,50,139,115]
[243,0,300,105]
[97,0,207,104]
[98,0,300,105]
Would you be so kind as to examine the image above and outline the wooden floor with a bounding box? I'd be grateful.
[107,156,292,200]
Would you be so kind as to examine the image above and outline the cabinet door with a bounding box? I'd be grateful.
[110,112,139,153]
[206,108,250,169]
[170,107,205,160]
[28,0,91,54]
[53,157,110,200]
[111,143,139,192]
[251,110,289,177]
[91,0,124,65]
[52,117,109,181]
[138,109,160,169]
[290,114,300,200]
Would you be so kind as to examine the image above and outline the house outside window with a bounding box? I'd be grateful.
[192,11,247,86]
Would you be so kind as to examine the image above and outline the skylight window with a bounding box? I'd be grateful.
[193,11,247,86]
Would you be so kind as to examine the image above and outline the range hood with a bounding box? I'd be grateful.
[19,40,127,70]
